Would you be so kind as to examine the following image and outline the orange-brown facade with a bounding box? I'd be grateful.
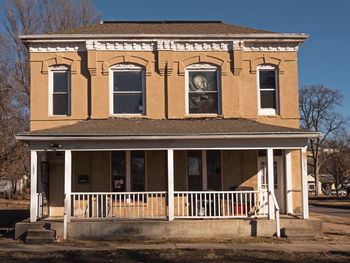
[29,49,300,130]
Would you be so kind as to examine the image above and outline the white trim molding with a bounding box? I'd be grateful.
[109,63,146,116]
[48,65,71,117]
[27,39,302,53]
[257,64,279,116]
[185,63,221,115]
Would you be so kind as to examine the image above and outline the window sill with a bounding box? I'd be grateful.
[185,114,223,119]
[110,114,146,118]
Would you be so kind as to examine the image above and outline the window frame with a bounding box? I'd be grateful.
[186,150,223,191]
[257,65,279,116]
[109,64,146,116]
[48,65,71,116]
[110,150,147,192]
[185,63,221,116]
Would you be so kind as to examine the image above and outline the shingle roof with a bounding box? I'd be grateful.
[19,118,314,138]
[51,21,273,35]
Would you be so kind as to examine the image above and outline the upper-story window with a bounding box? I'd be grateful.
[186,64,220,115]
[257,65,279,115]
[49,65,70,116]
[110,64,145,115]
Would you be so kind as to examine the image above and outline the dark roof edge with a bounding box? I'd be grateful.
[19,33,308,42]
[101,20,224,24]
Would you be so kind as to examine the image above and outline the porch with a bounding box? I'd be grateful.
[17,118,317,239]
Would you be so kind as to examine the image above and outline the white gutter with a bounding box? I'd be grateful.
[16,132,319,141]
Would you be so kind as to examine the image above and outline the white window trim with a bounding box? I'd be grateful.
[186,150,223,191]
[257,65,279,116]
[185,63,221,116]
[109,64,146,116]
[48,65,70,116]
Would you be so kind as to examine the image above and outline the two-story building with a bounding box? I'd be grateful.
[16,21,320,240]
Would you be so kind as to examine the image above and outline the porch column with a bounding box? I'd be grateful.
[267,148,275,219]
[285,150,293,215]
[301,147,309,219]
[30,151,38,223]
[167,149,174,221]
[63,150,72,239]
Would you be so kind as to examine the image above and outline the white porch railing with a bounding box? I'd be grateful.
[70,190,269,220]
[269,191,281,238]
[71,192,167,219]
[174,190,268,219]
[37,192,48,219]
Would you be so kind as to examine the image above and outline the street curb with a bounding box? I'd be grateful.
[310,203,350,210]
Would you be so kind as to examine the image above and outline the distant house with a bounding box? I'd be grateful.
[16,21,319,240]
[307,174,335,194]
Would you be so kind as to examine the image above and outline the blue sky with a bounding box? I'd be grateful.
[93,0,350,116]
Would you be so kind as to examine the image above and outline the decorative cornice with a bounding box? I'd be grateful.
[29,42,85,52]
[243,41,299,52]
[28,40,301,52]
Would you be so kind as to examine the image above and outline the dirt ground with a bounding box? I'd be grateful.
[0,249,349,263]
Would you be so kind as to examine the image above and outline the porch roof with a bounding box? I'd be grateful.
[17,118,319,141]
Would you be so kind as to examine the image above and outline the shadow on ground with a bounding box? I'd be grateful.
[0,209,29,239]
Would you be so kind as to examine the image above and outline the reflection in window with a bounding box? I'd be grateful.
[111,64,145,114]
[207,151,221,190]
[187,65,219,114]
[111,151,126,192]
[131,151,145,191]
[187,151,202,191]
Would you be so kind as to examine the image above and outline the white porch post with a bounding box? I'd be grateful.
[267,148,275,219]
[63,150,72,239]
[285,150,293,215]
[167,149,174,221]
[301,147,309,219]
[30,151,38,223]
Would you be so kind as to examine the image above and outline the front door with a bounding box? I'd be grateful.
[258,157,285,213]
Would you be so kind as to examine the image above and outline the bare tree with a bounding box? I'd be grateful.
[299,85,349,196]
[0,0,100,198]
[322,136,350,196]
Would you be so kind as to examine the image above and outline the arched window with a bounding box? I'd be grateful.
[49,65,70,116]
[109,63,145,115]
[186,63,220,114]
[257,65,279,115]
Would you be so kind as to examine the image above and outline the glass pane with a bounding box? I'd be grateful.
[53,94,68,115]
[111,152,126,192]
[53,72,68,92]
[207,151,221,191]
[131,151,145,191]
[259,70,276,90]
[188,151,202,191]
[189,93,218,114]
[114,71,142,92]
[189,71,217,92]
[260,90,276,109]
[114,94,143,114]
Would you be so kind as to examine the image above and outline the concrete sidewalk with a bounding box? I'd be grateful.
[0,241,350,253]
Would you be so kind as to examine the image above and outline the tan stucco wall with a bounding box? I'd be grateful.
[222,150,258,190]
[29,50,300,130]
[146,151,166,191]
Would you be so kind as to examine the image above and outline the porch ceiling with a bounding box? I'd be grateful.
[17,118,318,140]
